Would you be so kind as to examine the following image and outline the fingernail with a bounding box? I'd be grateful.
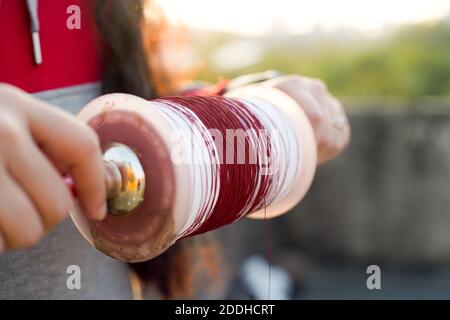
[90,202,107,221]
[98,202,107,219]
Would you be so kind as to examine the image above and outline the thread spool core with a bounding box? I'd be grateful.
[103,143,146,215]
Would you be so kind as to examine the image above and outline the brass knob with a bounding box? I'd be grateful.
[103,143,146,215]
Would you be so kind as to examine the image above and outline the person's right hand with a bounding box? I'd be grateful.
[0,84,107,255]
[262,75,350,165]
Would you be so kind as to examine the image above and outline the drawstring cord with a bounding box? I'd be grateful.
[26,0,42,65]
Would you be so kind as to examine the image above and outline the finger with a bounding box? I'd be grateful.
[2,88,106,220]
[305,82,349,154]
[6,134,74,230]
[30,113,106,221]
[280,89,332,163]
[295,92,324,126]
[0,231,5,255]
[279,86,324,128]
[328,96,351,147]
[305,78,334,121]
[317,98,350,165]
[0,168,45,250]
[328,96,345,121]
[267,76,326,127]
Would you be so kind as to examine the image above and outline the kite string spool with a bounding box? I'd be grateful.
[150,95,302,239]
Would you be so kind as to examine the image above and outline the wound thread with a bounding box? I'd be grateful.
[151,95,302,239]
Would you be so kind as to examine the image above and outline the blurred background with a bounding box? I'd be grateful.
[153,0,450,299]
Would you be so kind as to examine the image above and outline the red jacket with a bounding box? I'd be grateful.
[0,0,103,93]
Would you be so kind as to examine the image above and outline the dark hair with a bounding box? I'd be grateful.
[95,0,155,99]
[93,0,221,299]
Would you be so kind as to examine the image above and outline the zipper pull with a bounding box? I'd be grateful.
[31,31,42,65]
[26,0,42,65]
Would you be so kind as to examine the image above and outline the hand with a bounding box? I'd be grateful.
[0,84,106,254]
[263,75,350,165]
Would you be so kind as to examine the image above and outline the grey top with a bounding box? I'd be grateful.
[0,83,133,300]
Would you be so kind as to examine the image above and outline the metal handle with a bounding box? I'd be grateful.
[64,143,146,215]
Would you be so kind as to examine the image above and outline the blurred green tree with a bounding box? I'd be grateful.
[195,19,450,102]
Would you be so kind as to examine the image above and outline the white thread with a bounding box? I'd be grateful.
[149,97,301,238]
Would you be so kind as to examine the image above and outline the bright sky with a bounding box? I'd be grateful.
[154,0,450,36]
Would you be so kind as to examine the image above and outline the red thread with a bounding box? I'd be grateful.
[156,96,274,237]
